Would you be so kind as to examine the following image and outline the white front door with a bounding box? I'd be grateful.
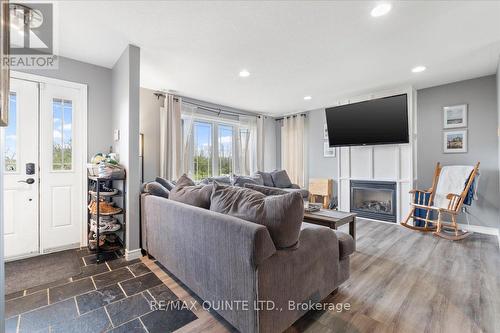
[39,83,84,252]
[3,75,86,259]
[3,78,40,259]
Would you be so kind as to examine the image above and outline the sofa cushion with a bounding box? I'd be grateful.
[233,174,264,187]
[270,170,293,188]
[255,171,275,187]
[155,177,175,191]
[210,182,304,248]
[145,181,169,198]
[244,183,288,196]
[199,176,231,185]
[170,174,212,209]
[211,182,266,222]
[336,231,355,259]
[280,187,310,199]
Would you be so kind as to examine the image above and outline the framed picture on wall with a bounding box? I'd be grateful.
[443,104,467,129]
[443,130,467,153]
[323,141,335,157]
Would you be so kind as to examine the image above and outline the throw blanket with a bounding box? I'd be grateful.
[464,172,480,206]
[433,166,474,209]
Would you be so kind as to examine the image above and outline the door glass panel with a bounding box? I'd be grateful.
[218,125,233,176]
[4,93,17,172]
[52,99,73,170]
[193,121,212,180]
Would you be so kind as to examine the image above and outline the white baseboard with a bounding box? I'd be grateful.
[458,223,499,237]
[125,248,143,261]
[458,223,500,248]
[360,218,500,247]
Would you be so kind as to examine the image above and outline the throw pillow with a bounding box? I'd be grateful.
[244,183,288,196]
[170,174,212,209]
[210,182,266,222]
[145,182,169,198]
[155,177,175,191]
[270,169,293,188]
[255,171,275,187]
[233,174,264,187]
[210,182,304,248]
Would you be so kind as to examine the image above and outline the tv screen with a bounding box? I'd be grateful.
[325,93,409,147]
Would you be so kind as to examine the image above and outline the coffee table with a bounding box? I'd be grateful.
[303,209,357,248]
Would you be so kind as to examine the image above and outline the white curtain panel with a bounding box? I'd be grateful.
[256,116,265,171]
[181,105,196,175]
[238,115,258,175]
[159,94,183,180]
[282,115,305,187]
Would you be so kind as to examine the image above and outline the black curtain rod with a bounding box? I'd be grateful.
[274,114,307,121]
[153,91,260,118]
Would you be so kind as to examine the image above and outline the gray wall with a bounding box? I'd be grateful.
[18,56,113,159]
[140,88,162,182]
[417,75,499,228]
[306,108,339,179]
[111,45,141,252]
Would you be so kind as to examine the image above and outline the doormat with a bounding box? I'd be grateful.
[5,249,81,295]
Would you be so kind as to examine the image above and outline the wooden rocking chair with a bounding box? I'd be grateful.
[401,162,480,240]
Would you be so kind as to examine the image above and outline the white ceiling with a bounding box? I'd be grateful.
[53,1,500,115]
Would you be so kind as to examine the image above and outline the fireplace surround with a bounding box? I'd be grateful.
[350,180,397,222]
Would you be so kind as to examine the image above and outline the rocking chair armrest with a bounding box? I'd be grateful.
[410,203,440,210]
[446,193,461,200]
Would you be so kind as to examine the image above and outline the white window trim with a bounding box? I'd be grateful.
[182,114,249,179]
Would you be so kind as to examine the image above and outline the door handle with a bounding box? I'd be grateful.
[18,178,35,184]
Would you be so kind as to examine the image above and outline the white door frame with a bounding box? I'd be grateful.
[10,71,88,250]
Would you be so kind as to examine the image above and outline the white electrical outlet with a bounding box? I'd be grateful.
[114,129,120,141]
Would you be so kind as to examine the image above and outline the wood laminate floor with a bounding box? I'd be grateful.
[286,220,500,333]
[147,219,500,333]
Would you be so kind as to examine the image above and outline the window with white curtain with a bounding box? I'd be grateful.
[182,109,255,181]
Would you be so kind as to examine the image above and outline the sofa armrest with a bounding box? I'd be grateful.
[336,231,354,259]
[289,184,301,189]
[257,223,342,333]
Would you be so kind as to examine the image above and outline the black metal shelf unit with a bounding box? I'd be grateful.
[87,176,126,264]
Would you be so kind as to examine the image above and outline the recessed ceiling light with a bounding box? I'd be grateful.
[371,3,392,17]
[304,96,312,100]
[239,70,250,77]
[411,65,426,73]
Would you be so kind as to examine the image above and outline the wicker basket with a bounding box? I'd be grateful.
[87,163,99,177]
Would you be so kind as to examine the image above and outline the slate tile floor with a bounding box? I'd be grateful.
[4,248,199,332]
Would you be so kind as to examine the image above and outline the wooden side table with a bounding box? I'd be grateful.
[303,209,356,248]
[308,178,333,208]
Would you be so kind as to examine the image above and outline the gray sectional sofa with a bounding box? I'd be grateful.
[141,178,353,333]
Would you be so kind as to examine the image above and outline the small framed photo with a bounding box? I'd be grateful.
[324,141,335,157]
[443,104,467,129]
[444,130,467,153]
[323,123,329,140]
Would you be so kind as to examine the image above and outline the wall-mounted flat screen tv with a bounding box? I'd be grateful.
[325,93,409,147]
